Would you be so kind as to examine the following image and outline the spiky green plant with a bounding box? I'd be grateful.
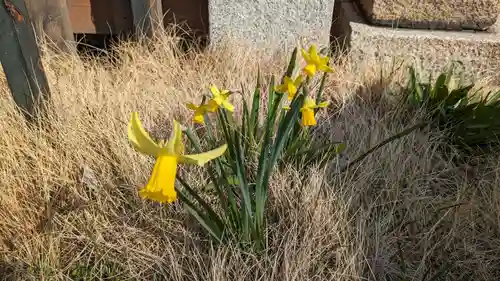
[404,65,500,153]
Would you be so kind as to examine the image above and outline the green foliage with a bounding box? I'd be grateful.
[404,65,500,153]
[68,261,122,281]
[174,48,432,250]
[128,47,449,253]
[175,47,344,250]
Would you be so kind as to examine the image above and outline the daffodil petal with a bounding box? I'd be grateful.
[186,103,198,110]
[179,144,227,166]
[295,75,304,85]
[166,120,184,155]
[301,48,311,63]
[316,101,329,108]
[205,100,217,112]
[193,112,205,124]
[319,64,334,73]
[304,64,316,77]
[128,112,161,157]
[275,84,287,93]
[215,95,227,106]
[138,155,178,204]
[309,45,319,62]
[222,101,235,112]
[287,83,297,96]
[304,96,316,108]
[210,85,220,97]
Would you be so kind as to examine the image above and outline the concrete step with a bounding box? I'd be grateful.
[356,0,500,31]
[331,0,500,82]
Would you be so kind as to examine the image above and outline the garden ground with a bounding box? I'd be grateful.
[0,32,499,280]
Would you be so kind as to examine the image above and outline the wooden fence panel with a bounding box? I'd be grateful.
[162,0,208,41]
[0,0,51,119]
[131,0,163,37]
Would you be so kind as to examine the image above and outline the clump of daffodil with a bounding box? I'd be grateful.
[275,75,304,100]
[186,102,210,125]
[300,97,329,126]
[301,45,334,78]
[127,112,227,203]
[207,85,234,112]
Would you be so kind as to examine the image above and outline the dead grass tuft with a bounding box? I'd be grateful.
[0,31,499,280]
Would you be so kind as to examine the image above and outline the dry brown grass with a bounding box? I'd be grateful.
[0,32,499,281]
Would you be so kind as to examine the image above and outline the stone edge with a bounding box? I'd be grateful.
[331,0,500,52]
[353,0,500,31]
[330,0,500,81]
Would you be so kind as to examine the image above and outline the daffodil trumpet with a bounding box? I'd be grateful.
[128,112,227,204]
[275,75,304,101]
[299,97,329,127]
[186,102,211,125]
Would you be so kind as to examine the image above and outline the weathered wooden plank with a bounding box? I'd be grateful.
[66,0,96,34]
[162,0,209,40]
[0,0,51,119]
[67,0,134,35]
[112,0,136,34]
[130,0,163,37]
[24,0,75,53]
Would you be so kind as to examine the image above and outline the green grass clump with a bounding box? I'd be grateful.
[403,65,500,154]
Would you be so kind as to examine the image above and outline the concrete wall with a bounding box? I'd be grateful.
[28,0,500,80]
[208,0,335,50]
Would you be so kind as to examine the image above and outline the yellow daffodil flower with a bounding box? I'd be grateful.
[207,85,234,112]
[301,45,334,78]
[275,75,304,100]
[127,112,227,204]
[300,97,329,126]
[186,102,210,124]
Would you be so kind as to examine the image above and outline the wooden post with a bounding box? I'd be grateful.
[130,0,163,37]
[24,0,76,53]
[0,0,51,119]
